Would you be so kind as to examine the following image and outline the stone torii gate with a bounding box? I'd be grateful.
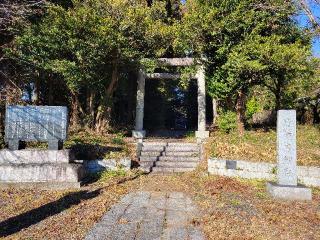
[132,58,209,140]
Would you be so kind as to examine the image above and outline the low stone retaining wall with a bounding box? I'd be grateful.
[83,158,132,174]
[208,158,320,187]
[0,149,84,189]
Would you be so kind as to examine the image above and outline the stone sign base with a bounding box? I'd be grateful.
[0,149,84,189]
[0,149,74,164]
[266,182,312,201]
[195,131,209,139]
[0,181,82,190]
[132,130,146,139]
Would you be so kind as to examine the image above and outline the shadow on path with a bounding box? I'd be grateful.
[0,189,101,237]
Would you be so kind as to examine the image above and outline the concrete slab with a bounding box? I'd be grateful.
[266,182,312,201]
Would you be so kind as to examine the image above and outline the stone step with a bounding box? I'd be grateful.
[164,151,199,157]
[165,146,199,152]
[0,149,75,164]
[139,156,158,162]
[139,161,155,168]
[159,156,200,162]
[141,146,165,152]
[155,161,198,168]
[0,163,84,183]
[152,167,196,173]
[140,151,162,157]
[142,142,167,146]
[138,166,152,173]
[167,143,198,147]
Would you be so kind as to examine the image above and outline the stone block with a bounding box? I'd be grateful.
[297,166,310,176]
[84,158,132,174]
[208,158,226,169]
[8,140,20,150]
[277,110,297,186]
[195,131,209,139]
[0,163,84,183]
[142,146,165,152]
[237,160,275,173]
[48,140,63,150]
[0,149,74,164]
[132,130,146,139]
[266,182,312,201]
[298,177,320,187]
[304,166,320,178]
[164,151,198,157]
[119,158,132,170]
[165,146,199,152]
[0,181,81,190]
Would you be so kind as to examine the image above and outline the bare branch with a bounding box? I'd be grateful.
[0,0,48,33]
[297,0,320,35]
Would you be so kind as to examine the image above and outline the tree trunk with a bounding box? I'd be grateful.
[212,98,218,126]
[95,63,119,133]
[86,88,96,128]
[313,101,320,124]
[275,92,281,111]
[274,80,282,111]
[70,92,80,128]
[236,90,246,136]
[33,78,40,105]
[48,75,53,105]
[127,72,134,124]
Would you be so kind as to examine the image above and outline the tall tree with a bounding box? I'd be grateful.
[181,0,315,134]
[7,0,175,132]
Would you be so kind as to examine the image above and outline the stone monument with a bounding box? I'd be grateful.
[0,105,84,189]
[5,106,68,150]
[267,110,312,200]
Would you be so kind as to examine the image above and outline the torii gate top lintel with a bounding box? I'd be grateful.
[144,58,202,79]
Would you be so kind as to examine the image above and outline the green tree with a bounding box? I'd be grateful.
[8,0,175,132]
[181,0,316,134]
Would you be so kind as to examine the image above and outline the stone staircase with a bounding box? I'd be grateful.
[138,142,201,174]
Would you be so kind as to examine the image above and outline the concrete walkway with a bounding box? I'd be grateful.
[85,191,204,240]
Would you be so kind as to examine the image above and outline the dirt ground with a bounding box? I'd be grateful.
[1,165,319,240]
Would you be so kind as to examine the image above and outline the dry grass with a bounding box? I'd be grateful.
[1,166,320,240]
[209,125,320,166]
[137,166,320,240]
[0,171,142,240]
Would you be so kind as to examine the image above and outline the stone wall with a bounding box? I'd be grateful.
[208,158,320,187]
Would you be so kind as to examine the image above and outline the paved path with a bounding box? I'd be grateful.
[85,191,204,240]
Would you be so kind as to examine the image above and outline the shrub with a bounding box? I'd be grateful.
[246,97,262,120]
[216,111,237,133]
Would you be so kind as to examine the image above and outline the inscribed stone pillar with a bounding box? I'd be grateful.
[277,110,297,185]
[132,69,146,138]
[266,110,312,200]
[195,66,209,139]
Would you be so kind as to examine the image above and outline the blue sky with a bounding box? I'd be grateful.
[294,1,320,57]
